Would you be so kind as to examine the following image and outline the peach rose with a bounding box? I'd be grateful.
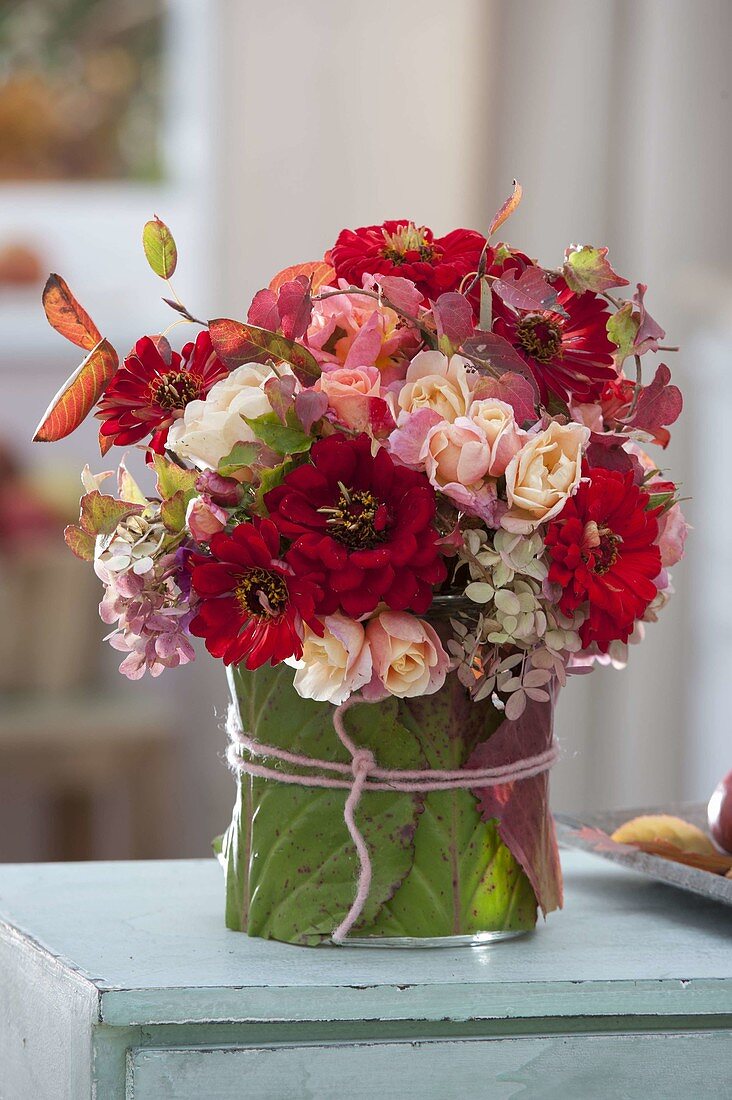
[467,398,528,476]
[657,502,688,568]
[422,418,490,488]
[293,614,372,705]
[316,365,393,433]
[185,496,228,543]
[502,421,590,533]
[397,350,474,422]
[364,610,449,699]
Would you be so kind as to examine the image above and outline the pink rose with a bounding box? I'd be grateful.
[364,610,449,699]
[293,614,372,705]
[467,398,528,476]
[316,365,394,434]
[419,417,503,524]
[656,502,688,567]
[186,496,228,543]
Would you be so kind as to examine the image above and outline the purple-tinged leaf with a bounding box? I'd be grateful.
[373,274,423,315]
[294,389,328,434]
[619,363,682,444]
[633,283,665,355]
[208,318,321,385]
[467,691,562,916]
[264,373,297,424]
[562,245,629,295]
[431,292,474,352]
[471,371,538,424]
[463,330,529,372]
[585,435,643,480]
[487,179,523,239]
[344,310,384,370]
[149,333,173,365]
[248,288,280,330]
[277,276,312,341]
[64,524,96,561]
[493,266,564,315]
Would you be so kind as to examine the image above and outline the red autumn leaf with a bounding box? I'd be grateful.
[99,426,114,456]
[268,260,335,294]
[487,179,523,238]
[208,317,321,385]
[149,333,173,365]
[264,374,297,424]
[277,276,312,341]
[374,274,423,316]
[467,692,562,916]
[33,338,119,443]
[492,266,564,315]
[247,288,280,331]
[562,245,630,295]
[585,434,644,480]
[64,524,95,561]
[619,363,682,441]
[462,331,541,399]
[431,291,474,350]
[471,371,538,424]
[42,274,102,351]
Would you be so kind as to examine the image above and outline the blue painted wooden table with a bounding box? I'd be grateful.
[0,853,730,1099]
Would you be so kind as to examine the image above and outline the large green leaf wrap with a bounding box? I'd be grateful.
[221,663,540,945]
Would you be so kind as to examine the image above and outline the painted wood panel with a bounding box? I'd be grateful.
[129,1033,732,1100]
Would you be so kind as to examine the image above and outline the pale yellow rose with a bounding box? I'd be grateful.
[363,611,449,699]
[502,421,590,533]
[467,398,528,476]
[293,615,372,705]
[397,350,474,422]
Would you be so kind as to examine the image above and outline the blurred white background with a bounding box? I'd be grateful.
[1,0,729,858]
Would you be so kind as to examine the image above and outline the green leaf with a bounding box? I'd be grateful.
[218,442,260,478]
[152,454,198,503]
[224,662,424,945]
[607,301,639,366]
[79,491,142,537]
[142,216,177,279]
[160,490,188,533]
[208,317,321,386]
[243,411,312,456]
[64,524,96,561]
[117,458,148,506]
[562,245,629,295]
[362,686,537,937]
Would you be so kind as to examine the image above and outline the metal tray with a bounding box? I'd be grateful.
[555,801,732,907]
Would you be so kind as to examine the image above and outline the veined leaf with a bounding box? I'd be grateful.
[64,524,96,561]
[208,317,321,385]
[152,454,198,502]
[160,490,188,533]
[268,260,335,294]
[563,245,629,295]
[487,179,523,239]
[142,216,177,279]
[33,338,118,442]
[218,442,260,478]
[42,274,101,350]
[243,411,312,456]
[79,491,142,538]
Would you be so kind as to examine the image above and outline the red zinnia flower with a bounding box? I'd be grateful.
[189,519,323,669]
[265,433,447,618]
[492,274,616,405]
[331,220,487,301]
[545,467,662,652]
[96,330,227,452]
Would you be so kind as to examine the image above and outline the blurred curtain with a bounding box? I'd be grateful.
[204,0,731,822]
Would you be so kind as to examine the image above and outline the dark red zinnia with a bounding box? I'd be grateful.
[189,519,323,669]
[264,433,447,618]
[545,467,662,652]
[330,220,488,301]
[492,272,616,405]
[96,330,227,453]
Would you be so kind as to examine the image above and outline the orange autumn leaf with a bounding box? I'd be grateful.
[627,839,732,876]
[268,260,335,294]
[487,180,523,239]
[42,274,102,351]
[33,338,118,442]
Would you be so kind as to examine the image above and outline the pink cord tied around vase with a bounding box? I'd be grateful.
[226,694,558,944]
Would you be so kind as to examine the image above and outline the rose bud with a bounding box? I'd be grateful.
[708,770,732,854]
[194,470,243,506]
[186,495,228,544]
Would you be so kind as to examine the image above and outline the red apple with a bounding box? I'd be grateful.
[707,770,732,854]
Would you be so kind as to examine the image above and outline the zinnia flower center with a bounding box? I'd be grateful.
[321,485,388,549]
[381,223,436,265]
[235,567,289,617]
[582,520,621,575]
[515,315,563,363]
[151,371,201,411]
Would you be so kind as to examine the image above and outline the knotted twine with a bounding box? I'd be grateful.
[226,695,558,943]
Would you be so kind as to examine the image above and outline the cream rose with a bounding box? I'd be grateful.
[502,421,590,533]
[293,615,372,705]
[422,418,490,489]
[316,365,390,433]
[167,363,281,470]
[397,350,474,422]
[467,398,528,476]
[364,611,449,699]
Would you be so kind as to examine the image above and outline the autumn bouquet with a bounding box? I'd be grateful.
[34,185,686,945]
